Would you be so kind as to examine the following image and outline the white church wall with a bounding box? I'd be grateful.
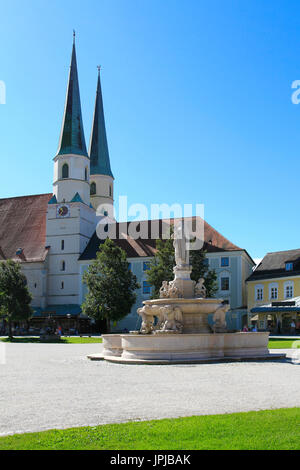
[21,262,47,309]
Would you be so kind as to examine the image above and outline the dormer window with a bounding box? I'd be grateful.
[285,262,293,272]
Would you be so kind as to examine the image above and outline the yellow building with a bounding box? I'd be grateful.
[246,249,300,334]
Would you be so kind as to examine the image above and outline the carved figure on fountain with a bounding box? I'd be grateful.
[212,303,229,333]
[195,278,207,298]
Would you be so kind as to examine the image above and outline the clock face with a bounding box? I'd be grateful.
[56,204,70,218]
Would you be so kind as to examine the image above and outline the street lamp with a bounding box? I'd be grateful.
[66,314,71,336]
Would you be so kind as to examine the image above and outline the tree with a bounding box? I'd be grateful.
[82,239,140,332]
[190,249,218,297]
[0,260,32,339]
[147,235,218,299]
[146,237,175,299]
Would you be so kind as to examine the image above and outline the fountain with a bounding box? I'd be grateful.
[95,224,283,364]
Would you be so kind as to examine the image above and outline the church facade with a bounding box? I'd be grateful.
[0,39,255,333]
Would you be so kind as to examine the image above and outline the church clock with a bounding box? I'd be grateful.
[56,204,70,218]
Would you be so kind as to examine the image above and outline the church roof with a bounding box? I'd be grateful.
[0,194,52,262]
[79,217,248,261]
[56,38,88,157]
[89,69,113,178]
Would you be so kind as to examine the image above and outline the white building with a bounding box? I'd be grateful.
[0,38,255,333]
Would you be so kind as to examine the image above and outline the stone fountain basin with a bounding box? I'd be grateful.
[143,298,224,333]
[101,332,272,364]
[143,298,223,314]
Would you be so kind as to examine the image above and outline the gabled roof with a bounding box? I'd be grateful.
[0,194,52,262]
[56,39,88,157]
[79,216,247,261]
[247,248,300,282]
[89,69,113,177]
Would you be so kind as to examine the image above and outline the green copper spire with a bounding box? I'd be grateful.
[89,67,113,177]
[57,34,88,157]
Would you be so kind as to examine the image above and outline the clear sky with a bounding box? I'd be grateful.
[0,0,300,260]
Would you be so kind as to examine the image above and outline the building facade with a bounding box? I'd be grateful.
[0,38,254,334]
[247,249,300,334]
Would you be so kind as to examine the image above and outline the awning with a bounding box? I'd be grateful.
[251,306,300,313]
[32,305,82,318]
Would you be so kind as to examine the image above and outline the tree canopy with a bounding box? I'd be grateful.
[82,239,140,332]
[0,260,32,338]
[146,235,218,299]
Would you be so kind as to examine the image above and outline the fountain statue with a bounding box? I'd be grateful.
[97,221,275,364]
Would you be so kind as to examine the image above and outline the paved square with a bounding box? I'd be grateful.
[0,343,299,436]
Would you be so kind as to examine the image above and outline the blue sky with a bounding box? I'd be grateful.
[1,0,300,259]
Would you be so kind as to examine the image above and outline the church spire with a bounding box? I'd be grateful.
[56,34,88,157]
[89,67,113,177]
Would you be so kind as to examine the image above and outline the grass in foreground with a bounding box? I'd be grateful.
[0,408,299,450]
[0,336,102,344]
[268,339,300,349]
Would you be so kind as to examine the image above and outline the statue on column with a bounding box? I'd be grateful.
[173,223,190,268]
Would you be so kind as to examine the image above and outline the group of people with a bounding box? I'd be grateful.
[242,325,257,332]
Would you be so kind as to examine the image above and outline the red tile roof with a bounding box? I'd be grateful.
[79,216,245,261]
[0,195,249,264]
[0,194,52,262]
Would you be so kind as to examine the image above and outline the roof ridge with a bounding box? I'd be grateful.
[0,193,52,202]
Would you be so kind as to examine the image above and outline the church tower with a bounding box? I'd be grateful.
[53,34,90,206]
[89,67,114,215]
[46,36,96,307]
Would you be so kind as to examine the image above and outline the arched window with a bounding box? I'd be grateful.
[61,240,65,251]
[62,163,69,179]
[90,182,96,195]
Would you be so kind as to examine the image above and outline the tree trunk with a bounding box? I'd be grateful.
[106,317,111,333]
[8,318,13,340]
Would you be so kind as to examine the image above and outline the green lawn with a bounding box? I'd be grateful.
[1,337,299,348]
[268,339,300,349]
[0,336,102,344]
[0,408,299,450]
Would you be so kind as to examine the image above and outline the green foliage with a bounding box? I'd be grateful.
[146,237,175,299]
[0,408,299,450]
[147,232,218,298]
[0,260,32,338]
[82,239,140,331]
[190,249,218,297]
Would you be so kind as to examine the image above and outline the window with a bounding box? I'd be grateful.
[143,262,150,271]
[85,167,88,181]
[61,281,64,290]
[61,240,65,251]
[221,257,229,267]
[270,287,278,300]
[256,288,263,301]
[143,281,151,294]
[285,281,294,299]
[255,284,264,301]
[90,182,96,195]
[62,163,69,179]
[109,185,112,197]
[61,261,66,272]
[285,262,293,271]
[221,277,230,291]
